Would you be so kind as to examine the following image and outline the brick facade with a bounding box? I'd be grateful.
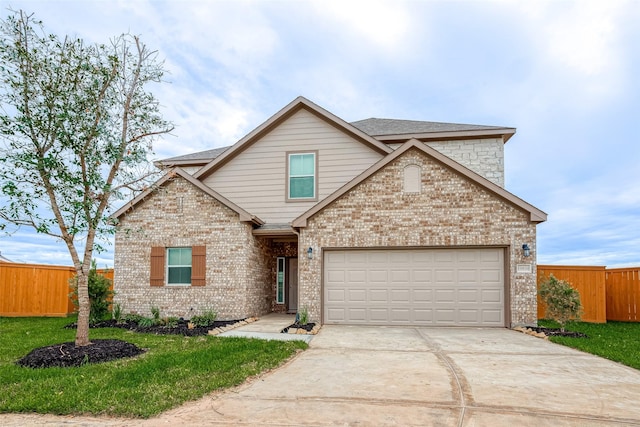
[298,147,537,326]
[113,176,273,320]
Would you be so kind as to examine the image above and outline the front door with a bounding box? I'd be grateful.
[287,258,298,313]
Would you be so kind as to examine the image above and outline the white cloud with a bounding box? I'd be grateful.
[311,0,414,52]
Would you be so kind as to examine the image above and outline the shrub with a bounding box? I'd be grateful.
[112,303,123,323]
[70,261,114,323]
[190,309,217,327]
[538,274,583,332]
[298,307,309,325]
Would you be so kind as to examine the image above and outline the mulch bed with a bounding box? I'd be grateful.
[17,339,145,368]
[65,318,243,336]
[281,322,316,333]
[18,318,245,369]
[528,326,588,338]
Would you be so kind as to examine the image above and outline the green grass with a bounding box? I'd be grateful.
[539,319,640,370]
[0,316,307,418]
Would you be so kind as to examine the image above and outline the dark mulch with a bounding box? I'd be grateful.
[528,326,588,338]
[17,339,145,369]
[65,318,242,337]
[281,322,316,333]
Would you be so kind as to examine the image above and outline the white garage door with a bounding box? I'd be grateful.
[323,248,505,326]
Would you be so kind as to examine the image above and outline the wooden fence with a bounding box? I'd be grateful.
[0,263,113,317]
[606,268,640,321]
[537,265,607,323]
[537,265,640,323]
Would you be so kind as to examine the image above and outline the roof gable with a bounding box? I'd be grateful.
[111,168,263,225]
[194,96,392,180]
[292,139,546,227]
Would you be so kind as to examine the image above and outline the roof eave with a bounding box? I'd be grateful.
[372,128,517,144]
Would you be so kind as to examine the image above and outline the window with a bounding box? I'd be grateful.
[167,247,192,285]
[150,246,206,287]
[288,152,316,199]
[276,257,285,304]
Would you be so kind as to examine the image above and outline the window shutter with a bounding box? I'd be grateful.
[150,247,165,286]
[191,246,206,286]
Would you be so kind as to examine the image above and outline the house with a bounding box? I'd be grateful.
[112,96,546,327]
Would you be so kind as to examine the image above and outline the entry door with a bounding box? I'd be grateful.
[287,258,298,312]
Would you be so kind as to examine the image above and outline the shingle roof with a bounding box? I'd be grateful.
[350,118,508,137]
[156,146,231,166]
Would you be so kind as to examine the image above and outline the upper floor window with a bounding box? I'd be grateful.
[288,152,316,200]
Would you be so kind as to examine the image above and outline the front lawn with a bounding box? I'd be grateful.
[539,319,640,370]
[0,316,307,418]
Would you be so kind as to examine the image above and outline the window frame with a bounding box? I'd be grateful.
[276,257,285,304]
[166,247,193,286]
[286,150,318,202]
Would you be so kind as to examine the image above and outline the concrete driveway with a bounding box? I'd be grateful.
[3,325,640,426]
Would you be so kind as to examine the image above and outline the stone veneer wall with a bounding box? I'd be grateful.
[298,147,537,326]
[113,176,271,320]
[388,138,505,187]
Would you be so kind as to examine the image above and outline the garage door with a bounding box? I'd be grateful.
[323,248,505,326]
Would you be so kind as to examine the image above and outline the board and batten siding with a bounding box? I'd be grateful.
[203,109,384,223]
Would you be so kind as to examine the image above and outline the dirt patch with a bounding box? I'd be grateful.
[17,339,145,368]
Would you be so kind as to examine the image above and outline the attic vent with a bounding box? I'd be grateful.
[403,164,421,194]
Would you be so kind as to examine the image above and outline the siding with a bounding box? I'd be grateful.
[203,109,384,223]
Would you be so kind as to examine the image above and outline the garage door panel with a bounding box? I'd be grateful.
[390,289,410,303]
[435,269,455,283]
[482,289,502,303]
[327,289,345,302]
[390,308,410,322]
[458,289,480,302]
[348,289,366,302]
[435,289,455,303]
[369,289,388,302]
[391,269,410,282]
[348,270,366,283]
[368,270,388,282]
[324,248,504,326]
[413,289,433,302]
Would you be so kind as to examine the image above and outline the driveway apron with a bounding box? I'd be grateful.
[2,326,640,426]
[145,325,640,426]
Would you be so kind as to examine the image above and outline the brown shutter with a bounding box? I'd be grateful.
[191,246,206,286]
[150,247,165,286]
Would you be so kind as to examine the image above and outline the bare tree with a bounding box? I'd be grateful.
[0,10,173,346]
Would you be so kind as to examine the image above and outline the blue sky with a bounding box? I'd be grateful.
[1,0,639,268]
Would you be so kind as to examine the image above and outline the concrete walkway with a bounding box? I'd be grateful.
[3,325,640,426]
[217,313,313,343]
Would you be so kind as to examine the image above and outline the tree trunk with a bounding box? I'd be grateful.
[75,269,91,346]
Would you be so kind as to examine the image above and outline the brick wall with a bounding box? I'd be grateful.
[299,147,537,326]
[113,176,271,320]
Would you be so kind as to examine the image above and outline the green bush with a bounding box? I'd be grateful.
[70,260,114,323]
[538,274,583,332]
[190,309,217,327]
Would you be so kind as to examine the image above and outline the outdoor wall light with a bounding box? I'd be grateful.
[307,247,313,259]
[522,243,531,257]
